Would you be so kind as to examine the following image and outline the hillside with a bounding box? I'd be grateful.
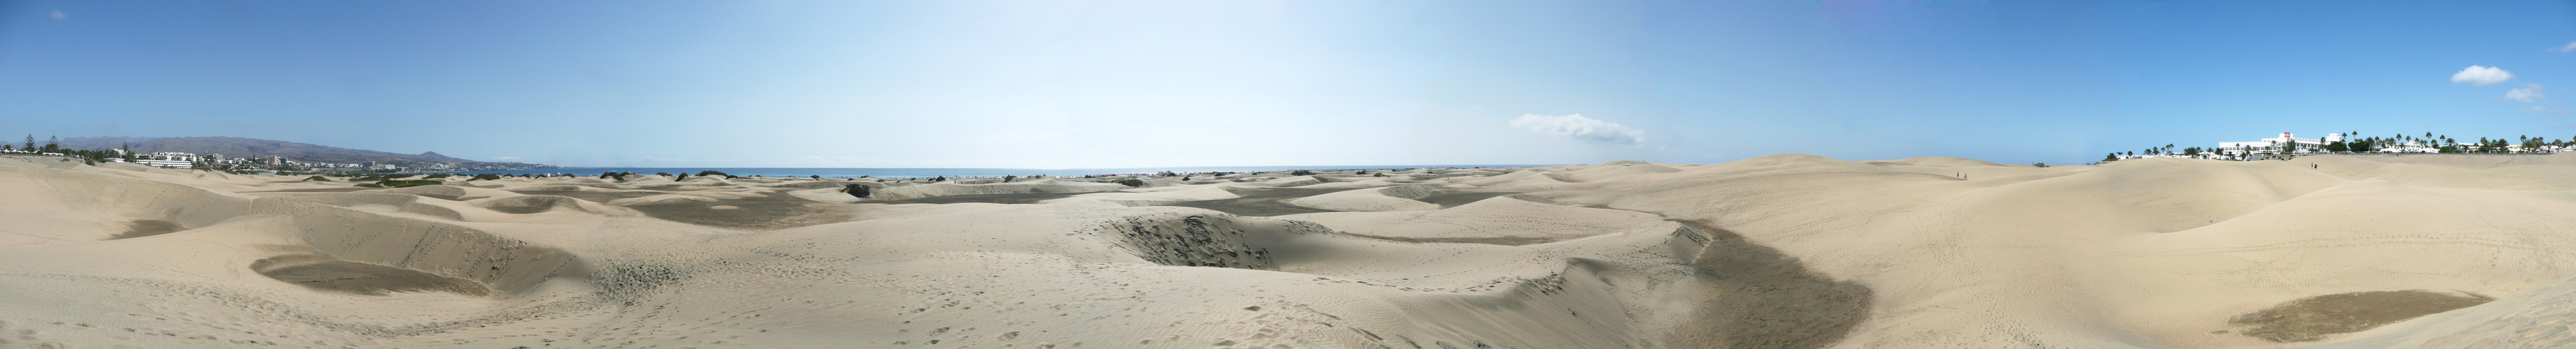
[58,136,548,168]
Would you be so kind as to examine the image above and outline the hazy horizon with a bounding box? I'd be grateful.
[6,1,2573,168]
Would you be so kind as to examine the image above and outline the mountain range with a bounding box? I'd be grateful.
[51,136,549,168]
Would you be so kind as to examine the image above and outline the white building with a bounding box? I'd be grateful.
[2218,132,2340,155]
[134,152,201,169]
[2378,140,2438,153]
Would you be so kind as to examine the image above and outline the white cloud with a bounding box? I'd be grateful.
[2452,66,2514,86]
[1509,114,1645,146]
[490,156,523,161]
[2554,41,2576,53]
[50,10,65,20]
[2522,106,2571,114]
[2508,84,2547,103]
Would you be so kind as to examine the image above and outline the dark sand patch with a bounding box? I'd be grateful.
[509,189,667,204]
[444,181,504,188]
[1415,192,1526,209]
[770,181,874,189]
[1157,188,1345,216]
[2229,290,2494,342]
[350,185,475,201]
[253,255,490,296]
[481,195,584,214]
[108,220,185,239]
[1667,220,1872,349]
[628,191,855,230]
[869,192,1088,205]
[516,188,858,229]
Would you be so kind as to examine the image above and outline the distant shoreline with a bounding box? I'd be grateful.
[417,165,1550,179]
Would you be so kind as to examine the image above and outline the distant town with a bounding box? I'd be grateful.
[0,135,553,174]
[2106,132,2575,163]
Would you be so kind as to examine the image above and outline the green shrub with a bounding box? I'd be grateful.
[303,175,332,181]
[697,170,730,177]
[843,184,871,198]
[422,174,451,179]
[382,174,416,179]
[1290,170,1315,176]
[354,183,385,188]
[1115,179,1145,187]
[472,174,503,181]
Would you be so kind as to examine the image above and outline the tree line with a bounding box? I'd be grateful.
[2107,131,2575,162]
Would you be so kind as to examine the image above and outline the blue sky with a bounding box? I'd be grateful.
[3,1,2573,168]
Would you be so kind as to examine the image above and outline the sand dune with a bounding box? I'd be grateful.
[1285,195,1668,245]
[1048,186,1243,206]
[5,155,2576,348]
[1282,186,1445,211]
[869,178,1130,200]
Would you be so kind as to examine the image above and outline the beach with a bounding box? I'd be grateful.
[4,154,2576,348]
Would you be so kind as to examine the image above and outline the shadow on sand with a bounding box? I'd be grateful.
[1155,188,1345,216]
[1667,220,1874,349]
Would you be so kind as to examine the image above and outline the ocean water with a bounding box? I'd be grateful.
[424,165,1542,179]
